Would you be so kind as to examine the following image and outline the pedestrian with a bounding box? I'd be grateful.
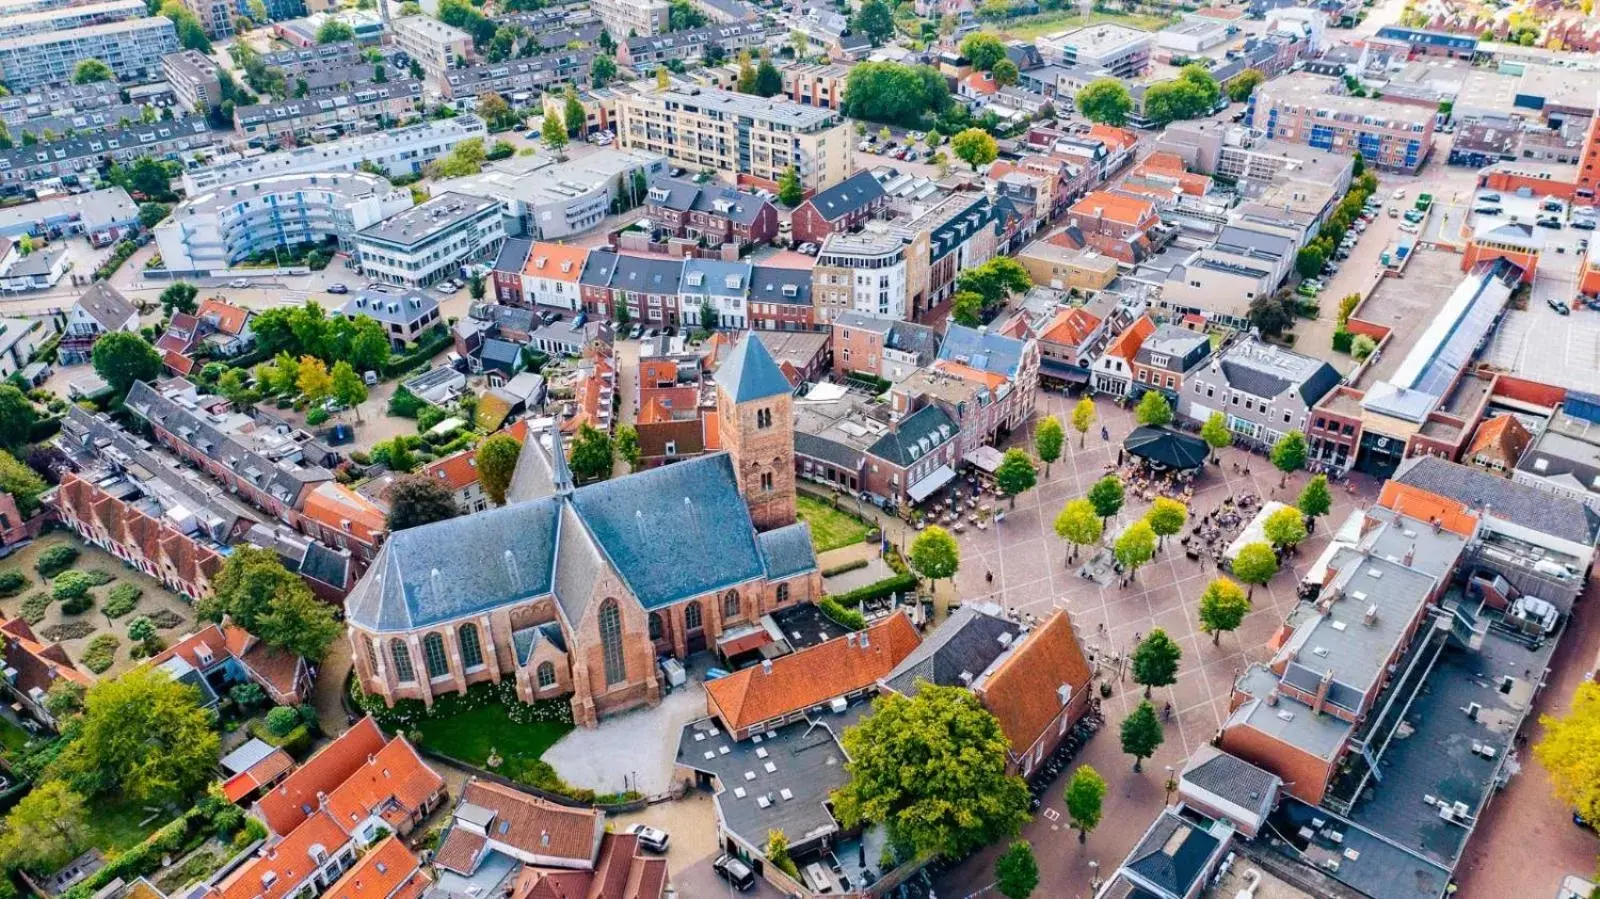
[1101,425,1110,442]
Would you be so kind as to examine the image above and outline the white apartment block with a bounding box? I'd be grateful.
[0,0,145,41]
[354,191,506,288]
[391,15,473,87]
[183,116,489,192]
[591,0,668,39]
[0,17,179,90]
[613,86,852,191]
[161,49,221,114]
[0,0,92,16]
[439,147,667,240]
[155,172,414,274]
[1037,24,1151,78]
[812,231,909,324]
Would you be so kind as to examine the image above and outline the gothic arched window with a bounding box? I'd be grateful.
[599,599,626,686]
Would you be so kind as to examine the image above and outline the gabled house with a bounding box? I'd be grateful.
[491,237,534,307]
[195,297,255,356]
[1091,314,1156,396]
[149,622,315,707]
[0,618,94,732]
[1129,324,1212,398]
[791,171,888,245]
[1466,414,1532,475]
[59,282,138,365]
[644,176,779,247]
[1180,336,1341,449]
[520,242,589,312]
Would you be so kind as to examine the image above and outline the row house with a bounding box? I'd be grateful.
[151,622,315,707]
[794,384,961,505]
[1065,190,1159,264]
[830,311,941,383]
[619,21,771,69]
[439,49,597,101]
[0,618,92,733]
[521,240,589,310]
[1091,314,1156,396]
[0,118,214,187]
[791,170,888,245]
[1128,323,1211,400]
[579,250,819,332]
[491,238,533,306]
[233,81,424,143]
[1032,290,1149,388]
[53,471,225,602]
[644,176,779,248]
[748,263,817,331]
[1180,335,1342,450]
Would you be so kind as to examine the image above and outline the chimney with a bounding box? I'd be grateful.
[1364,603,1378,627]
[859,630,870,648]
[1404,542,1415,567]
[316,790,329,808]
[1311,668,1334,716]
[760,659,773,675]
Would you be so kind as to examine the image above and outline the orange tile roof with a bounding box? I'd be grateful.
[323,736,444,834]
[702,409,720,450]
[212,811,351,899]
[448,780,603,871]
[163,350,195,376]
[0,618,92,695]
[222,747,295,803]
[1104,315,1156,362]
[962,71,999,95]
[1468,414,1530,461]
[255,717,389,836]
[1376,482,1480,538]
[978,611,1092,755]
[1086,124,1137,152]
[524,243,590,283]
[1039,306,1101,347]
[638,386,703,424]
[932,359,1008,390]
[1069,190,1156,228]
[324,836,428,899]
[303,481,387,546]
[196,298,251,335]
[705,612,921,734]
[424,448,480,491]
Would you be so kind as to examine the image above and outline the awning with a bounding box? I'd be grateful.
[964,446,1005,474]
[716,624,773,657]
[907,464,958,503]
[1040,358,1091,383]
[1123,426,1209,470]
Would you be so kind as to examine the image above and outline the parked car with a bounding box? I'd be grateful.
[1392,188,1406,200]
[327,283,349,294]
[1549,296,1571,315]
[713,855,756,891]
[363,370,378,386]
[1573,218,1597,231]
[1543,199,1565,212]
[1479,192,1501,203]
[1538,217,1564,229]
[1399,223,1420,234]
[1473,206,1503,216]
[228,278,249,288]
[625,824,669,853]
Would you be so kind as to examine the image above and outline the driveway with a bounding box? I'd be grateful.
[672,854,791,899]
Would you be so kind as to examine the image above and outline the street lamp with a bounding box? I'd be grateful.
[1088,860,1101,891]
[1164,765,1177,805]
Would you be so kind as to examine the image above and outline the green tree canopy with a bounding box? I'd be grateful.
[316,19,355,43]
[778,165,803,206]
[851,0,896,46]
[951,291,984,327]
[1298,473,1333,519]
[614,423,641,472]
[1134,391,1173,427]
[995,840,1039,899]
[1054,497,1103,562]
[541,112,569,155]
[909,525,960,583]
[1198,577,1250,644]
[1231,541,1279,597]
[55,667,220,804]
[831,684,1030,858]
[138,201,171,229]
[0,450,46,516]
[330,360,368,419]
[951,127,998,171]
[1131,627,1181,698]
[1075,78,1132,126]
[993,58,1019,87]
[1064,765,1106,842]
[256,585,341,660]
[1270,430,1309,487]
[1072,396,1096,447]
[1226,68,1265,102]
[1087,475,1125,523]
[0,385,37,452]
[1034,415,1063,475]
[200,545,338,658]
[754,58,783,97]
[591,54,617,87]
[959,32,1006,70]
[0,779,89,873]
[569,422,614,482]
[1144,497,1187,548]
[1114,520,1157,581]
[994,449,1037,508]
[386,474,460,531]
[1535,681,1600,826]
[1263,506,1308,550]
[72,58,113,84]
[841,62,952,128]
[1200,411,1231,460]
[92,331,162,399]
[1120,700,1164,771]
[159,281,198,315]
[477,432,523,506]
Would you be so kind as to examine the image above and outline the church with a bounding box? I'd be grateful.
[345,335,822,727]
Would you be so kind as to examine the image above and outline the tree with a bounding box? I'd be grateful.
[1231,542,1278,598]
[468,274,486,302]
[851,0,895,46]
[951,127,998,171]
[699,301,717,333]
[330,360,368,420]
[1034,415,1063,476]
[1076,78,1132,126]
[954,257,1029,312]
[754,58,783,97]
[1296,243,1326,280]
[609,424,641,473]
[736,53,758,93]
[72,58,113,84]
[777,165,803,207]
[994,449,1037,509]
[591,54,617,87]
[993,59,1019,87]
[668,0,705,29]
[1270,430,1308,488]
[1114,520,1157,583]
[255,585,341,660]
[959,32,1006,70]
[92,331,161,398]
[1120,700,1164,771]
[1087,475,1124,525]
[1063,765,1106,843]
[1535,682,1600,826]
[43,679,85,719]
[789,29,808,58]
[0,780,89,873]
[297,356,333,405]
[1145,497,1187,550]
[247,0,267,21]
[477,92,514,130]
[1298,474,1333,521]
[160,281,198,315]
[1132,628,1181,699]
[951,291,984,327]
[563,85,586,137]
[1134,391,1172,428]
[1053,498,1102,565]
[909,524,960,586]
[316,19,355,43]
[541,113,569,156]
[1248,293,1295,337]
[1198,577,1250,645]
[0,450,46,515]
[477,432,522,506]
[1226,68,1265,102]
[994,841,1039,899]
[56,667,220,804]
[386,474,459,531]
[831,684,1030,858]
[138,201,171,229]
[1072,396,1096,448]
[434,137,487,177]
[1200,411,1230,462]
[569,422,614,482]
[0,386,36,451]
[841,62,952,128]
[765,829,798,877]
[1264,506,1308,550]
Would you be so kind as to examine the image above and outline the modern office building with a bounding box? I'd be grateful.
[0,0,145,41]
[182,116,489,192]
[0,17,179,90]
[612,86,852,191]
[591,0,668,39]
[440,148,668,241]
[1036,24,1151,78]
[1248,72,1436,173]
[812,231,909,324]
[155,172,413,274]
[161,49,222,114]
[354,192,506,288]
[232,81,423,142]
[390,15,473,87]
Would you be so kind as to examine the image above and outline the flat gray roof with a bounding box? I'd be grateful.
[357,191,498,247]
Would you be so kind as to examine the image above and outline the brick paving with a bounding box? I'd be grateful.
[929,393,1383,898]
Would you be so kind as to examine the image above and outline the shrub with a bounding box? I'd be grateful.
[80,569,114,587]
[821,558,869,577]
[35,544,79,577]
[210,804,244,836]
[819,597,867,630]
[19,591,49,623]
[52,571,93,605]
[103,584,141,618]
[42,621,94,642]
[0,570,27,597]
[250,716,312,756]
[147,608,185,629]
[306,407,330,426]
[1352,334,1377,361]
[230,682,266,711]
[387,386,424,418]
[232,817,267,851]
[265,705,300,737]
[1331,327,1353,353]
[80,634,119,673]
[827,571,919,608]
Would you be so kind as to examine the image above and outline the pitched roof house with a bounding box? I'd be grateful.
[149,622,314,707]
[792,171,888,244]
[0,617,93,731]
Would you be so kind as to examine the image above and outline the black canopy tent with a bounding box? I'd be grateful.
[1123,426,1209,470]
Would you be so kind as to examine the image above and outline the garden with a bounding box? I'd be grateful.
[0,533,198,677]
[796,492,873,553]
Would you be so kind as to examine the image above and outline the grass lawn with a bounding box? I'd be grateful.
[796,494,871,553]
[414,704,571,782]
[83,798,167,852]
[0,717,29,757]
[985,9,1173,40]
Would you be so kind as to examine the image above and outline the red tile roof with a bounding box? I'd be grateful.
[637,386,703,424]
[442,780,604,873]
[323,836,428,899]
[1039,306,1101,347]
[222,748,295,803]
[1104,315,1156,362]
[54,472,222,594]
[323,735,444,833]
[705,612,921,734]
[162,350,195,376]
[0,618,92,701]
[423,448,480,492]
[1376,482,1479,538]
[303,482,387,546]
[211,811,351,899]
[197,298,251,336]
[510,833,668,899]
[976,611,1092,755]
[255,717,388,836]
[524,243,590,283]
[1468,414,1531,464]
[962,71,999,95]
[1069,190,1156,229]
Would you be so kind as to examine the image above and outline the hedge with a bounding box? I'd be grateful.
[58,787,248,899]
[0,571,26,598]
[819,597,867,630]
[821,558,869,577]
[248,717,313,758]
[826,571,919,608]
[382,326,454,379]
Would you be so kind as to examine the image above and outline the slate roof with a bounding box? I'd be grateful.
[882,605,1019,696]
[681,259,752,299]
[1214,338,1341,406]
[580,250,618,287]
[804,170,886,224]
[74,281,135,332]
[1395,455,1600,546]
[757,523,818,579]
[794,431,865,470]
[749,265,812,305]
[648,176,772,225]
[714,332,793,403]
[1123,811,1221,898]
[492,237,533,274]
[1181,745,1280,813]
[937,323,1029,379]
[867,404,957,467]
[610,254,684,296]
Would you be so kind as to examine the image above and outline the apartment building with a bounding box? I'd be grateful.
[1162,224,1297,328]
[0,81,120,124]
[591,0,668,38]
[391,15,473,87]
[812,231,908,325]
[161,49,222,114]
[440,49,595,101]
[0,118,214,188]
[233,81,423,142]
[155,172,413,274]
[0,17,178,90]
[619,21,770,70]
[830,311,940,382]
[613,86,852,191]
[183,116,488,192]
[355,192,506,289]
[337,286,442,349]
[1036,24,1150,78]
[439,148,667,241]
[783,63,850,109]
[1249,72,1435,173]
[0,0,144,41]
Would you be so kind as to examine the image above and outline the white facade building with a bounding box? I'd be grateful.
[591,0,668,38]
[354,192,506,288]
[0,17,178,90]
[438,148,668,241]
[390,15,473,88]
[813,232,908,324]
[0,0,145,41]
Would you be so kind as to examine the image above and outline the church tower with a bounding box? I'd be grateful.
[714,333,796,532]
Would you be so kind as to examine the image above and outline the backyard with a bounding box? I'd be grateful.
[0,532,199,678]
[985,9,1174,40]
[796,493,872,553]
